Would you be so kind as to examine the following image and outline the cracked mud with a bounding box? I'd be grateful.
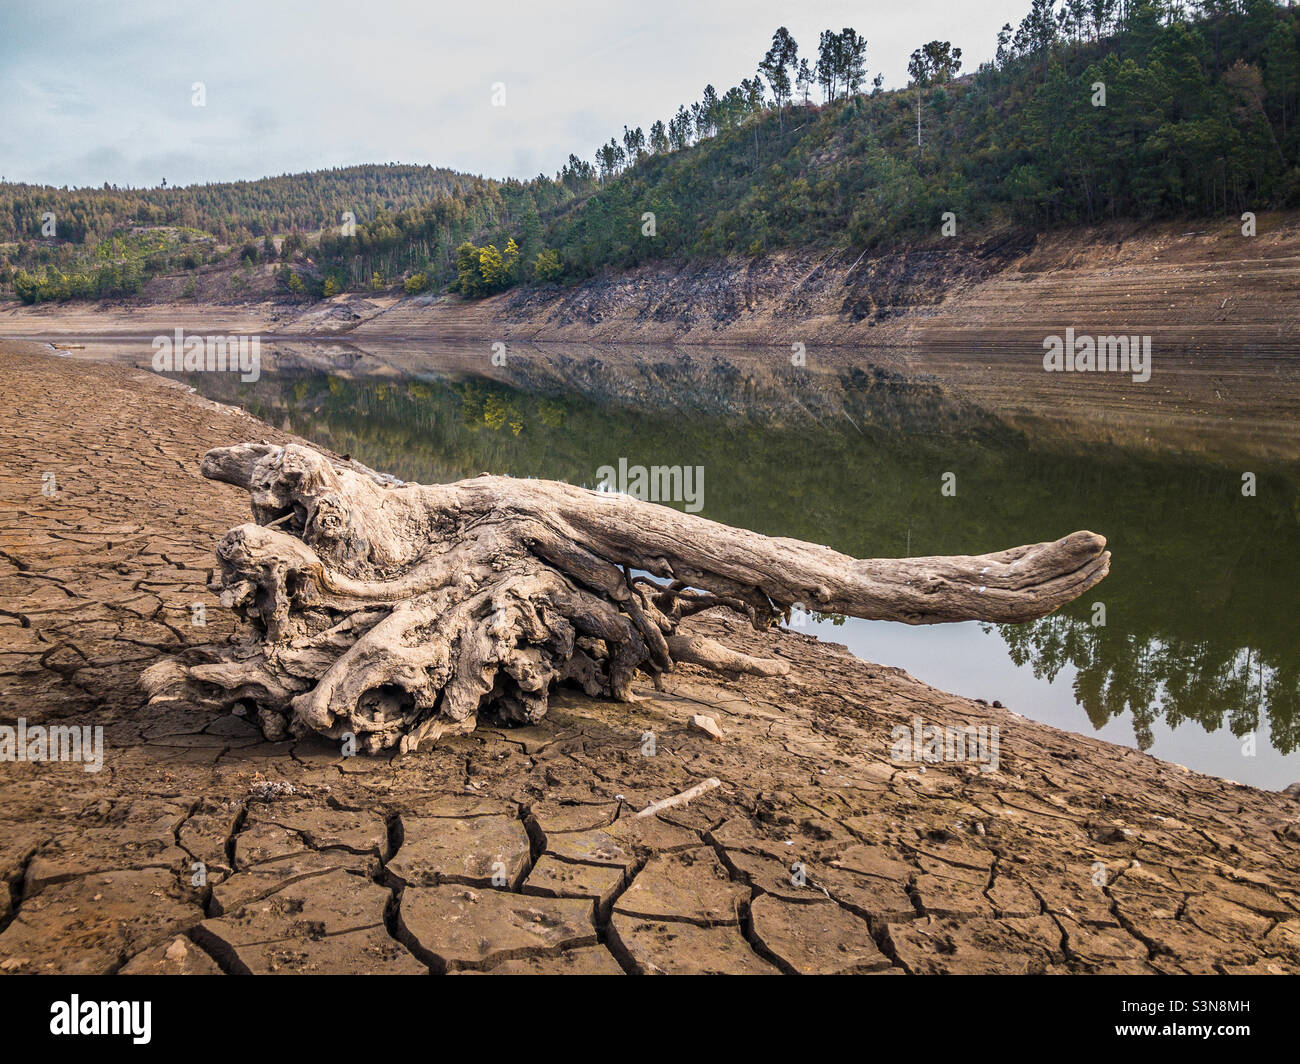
[1,343,1298,975]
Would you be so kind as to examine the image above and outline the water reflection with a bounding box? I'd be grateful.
[169,345,1300,781]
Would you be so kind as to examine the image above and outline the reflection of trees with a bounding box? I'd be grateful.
[178,363,1300,754]
[1000,617,1298,754]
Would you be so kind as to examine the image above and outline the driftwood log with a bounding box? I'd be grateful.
[142,443,1110,754]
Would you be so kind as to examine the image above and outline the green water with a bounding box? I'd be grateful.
[156,342,1298,789]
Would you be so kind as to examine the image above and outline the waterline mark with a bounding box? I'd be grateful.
[151,328,261,382]
[1043,328,1151,383]
[0,718,103,773]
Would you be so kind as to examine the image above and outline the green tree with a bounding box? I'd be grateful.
[908,40,962,148]
[839,29,868,96]
[478,243,508,289]
[502,237,521,282]
[533,248,563,282]
[455,241,485,296]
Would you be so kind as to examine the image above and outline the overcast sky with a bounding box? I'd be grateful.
[2,0,1032,189]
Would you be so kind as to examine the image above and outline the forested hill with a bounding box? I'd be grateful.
[0,164,468,245]
[548,1,1300,269]
[337,0,1300,297]
[4,0,1299,305]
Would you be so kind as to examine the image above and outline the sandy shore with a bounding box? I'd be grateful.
[0,338,1297,974]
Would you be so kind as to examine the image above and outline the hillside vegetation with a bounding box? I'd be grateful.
[0,165,470,300]
[4,0,1298,304]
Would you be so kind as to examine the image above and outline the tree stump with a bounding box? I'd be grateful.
[142,443,1109,754]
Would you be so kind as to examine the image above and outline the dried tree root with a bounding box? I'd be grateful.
[141,442,1110,754]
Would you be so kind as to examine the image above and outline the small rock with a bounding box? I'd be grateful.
[246,778,296,802]
[689,714,724,742]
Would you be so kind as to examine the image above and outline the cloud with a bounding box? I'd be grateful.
[0,0,1030,188]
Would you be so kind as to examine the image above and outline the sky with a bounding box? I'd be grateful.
[1,0,1033,189]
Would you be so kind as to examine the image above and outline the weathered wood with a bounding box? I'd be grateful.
[143,442,1109,753]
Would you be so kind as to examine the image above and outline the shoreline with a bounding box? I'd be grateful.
[3,215,1299,351]
[1,338,1298,974]
[9,327,1299,469]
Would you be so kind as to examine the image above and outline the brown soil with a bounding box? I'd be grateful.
[1,340,1298,975]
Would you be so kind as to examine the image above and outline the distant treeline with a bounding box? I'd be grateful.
[0,163,465,245]
[4,0,1298,303]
